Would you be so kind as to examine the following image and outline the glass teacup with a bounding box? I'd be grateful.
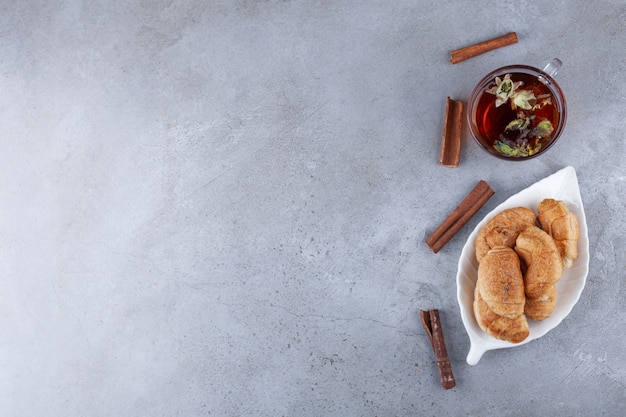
[467,59,567,160]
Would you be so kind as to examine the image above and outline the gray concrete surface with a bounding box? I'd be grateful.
[1,1,625,416]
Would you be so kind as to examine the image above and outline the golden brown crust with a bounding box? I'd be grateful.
[524,285,557,321]
[472,202,574,341]
[537,199,580,268]
[475,207,537,263]
[473,286,529,343]
[477,246,525,318]
[514,226,563,298]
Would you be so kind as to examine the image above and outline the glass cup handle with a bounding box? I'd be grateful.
[543,58,562,78]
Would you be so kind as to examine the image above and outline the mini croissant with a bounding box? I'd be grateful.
[524,285,557,321]
[477,246,526,319]
[474,286,529,343]
[537,199,580,268]
[475,207,537,263]
[514,226,563,299]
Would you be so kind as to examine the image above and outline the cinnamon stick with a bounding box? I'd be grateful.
[426,180,494,253]
[420,309,456,390]
[450,32,518,64]
[440,97,464,167]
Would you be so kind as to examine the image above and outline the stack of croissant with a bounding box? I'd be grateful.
[473,199,580,343]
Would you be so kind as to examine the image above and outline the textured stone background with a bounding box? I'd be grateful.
[1,1,624,416]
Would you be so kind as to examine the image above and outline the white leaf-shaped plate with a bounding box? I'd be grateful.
[456,166,589,365]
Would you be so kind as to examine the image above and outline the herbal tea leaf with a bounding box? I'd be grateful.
[530,119,554,138]
[494,139,542,157]
[505,118,530,131]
